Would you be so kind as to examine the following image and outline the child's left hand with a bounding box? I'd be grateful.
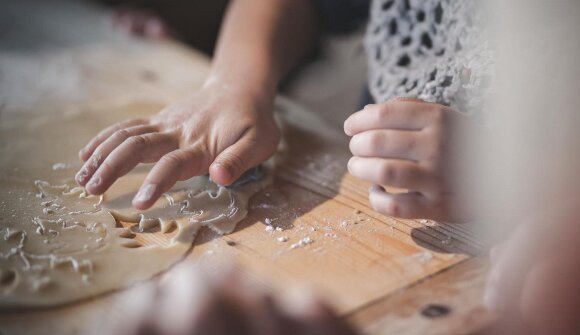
[344,98,476,222]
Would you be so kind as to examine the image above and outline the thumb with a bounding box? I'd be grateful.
[210,133,277,186]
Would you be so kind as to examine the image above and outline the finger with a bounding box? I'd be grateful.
[349,129,421,161]
[368,185,431,219]
[247,295,295,335]
[76,125,157,186]
[344,100,443,136]
[155,262,235,335]
[210,132,276,186]
[300,303,359,335]
[204,264,295,335]
[133,147,211,210]
[285,293,358,335]
[79,118,147,161]
[84,133,178,195]
[348,157,433,191]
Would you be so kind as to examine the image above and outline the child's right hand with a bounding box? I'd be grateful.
[75,78,280,210]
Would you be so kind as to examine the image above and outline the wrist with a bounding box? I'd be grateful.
[202,65,277,113]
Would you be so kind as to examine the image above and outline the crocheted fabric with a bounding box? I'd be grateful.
[364,0,493,115]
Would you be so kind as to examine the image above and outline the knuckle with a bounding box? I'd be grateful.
[418,131,442,159]
[125,135,151,161]
[98,160,115,176]
[126,134,149,148]
[377,105,391,122]
[427,140,446,162]
[113,128,131,140]
[405,135,419,152]
[124,118,145,127]
[160,152,185,169]
[385,199,400,217]
[368,132,385,151]
[431,106,449,124]
[88,152,104,169]
[422,142,439,161]
[392,197,418,218]
[110,123,124,133]
[379,163,398,184]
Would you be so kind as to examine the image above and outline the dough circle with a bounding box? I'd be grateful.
[0,164,272,309]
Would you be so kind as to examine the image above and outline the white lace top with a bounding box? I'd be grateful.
[364,0,493,115]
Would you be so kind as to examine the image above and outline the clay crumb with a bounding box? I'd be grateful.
[265,225,275,232]
[353,209,361,214]
[277,236,289,242]
[324,232,338,239]
[52,163,70,171]
[290,237,313,250]
[411,251,433,263]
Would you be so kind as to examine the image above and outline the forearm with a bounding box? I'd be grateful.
[206,0,319,100]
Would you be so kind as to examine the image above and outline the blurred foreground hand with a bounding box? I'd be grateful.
[111,261,360,335]
[485,201,580,335]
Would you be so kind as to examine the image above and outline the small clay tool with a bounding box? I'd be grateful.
[213,165,264,188]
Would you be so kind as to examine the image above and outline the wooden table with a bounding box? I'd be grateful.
[0,1,494,334]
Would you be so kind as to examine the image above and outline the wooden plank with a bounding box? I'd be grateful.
[184,179,467,313]
[348,257,496,335]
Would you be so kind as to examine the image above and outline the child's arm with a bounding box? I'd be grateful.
[76,0,319,209]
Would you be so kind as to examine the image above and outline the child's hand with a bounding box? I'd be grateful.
[344,98,475,222]
[75,81,279,210]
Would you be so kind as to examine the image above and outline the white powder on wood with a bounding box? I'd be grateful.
[290,237,313,250]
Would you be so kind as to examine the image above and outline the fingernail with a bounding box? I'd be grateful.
[87,176,101,187]
[369,184,384,193]
[347,157,355,172]
[89,155,101,169]
[214,162,231,176]
[76,168,89,183]
[135,184,157,203]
